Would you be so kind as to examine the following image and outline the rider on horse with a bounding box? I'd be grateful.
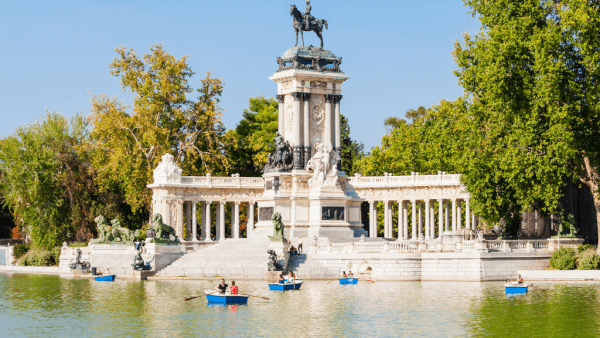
[304,0,313,30]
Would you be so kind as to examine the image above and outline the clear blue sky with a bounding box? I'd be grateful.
[0,0,480,149]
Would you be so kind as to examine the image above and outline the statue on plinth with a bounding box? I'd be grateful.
[132,241,154,271]
[147,214,178,243]
[269,212,287,243]
[91,215,142,244]
[267,249,283,271]
[69,248,90,270]
[153,153,182,184]
[263,132,293,172]
[306,139,341,188]
[290,1,328,49]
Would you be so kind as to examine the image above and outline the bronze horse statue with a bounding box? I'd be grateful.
[290,5,328,49]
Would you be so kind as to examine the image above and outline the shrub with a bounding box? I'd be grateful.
[13,243,30,260]
[19,249,58,266]
[68,242,88,248]
[578,250,600,270]
[549,247,577,270]
[578,244,595,253]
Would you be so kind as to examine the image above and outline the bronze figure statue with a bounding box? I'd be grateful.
[290,2,328,49]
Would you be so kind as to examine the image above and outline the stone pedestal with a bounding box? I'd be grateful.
[264,271,282,282]
[547,237,585,252]
[125,270,151,280]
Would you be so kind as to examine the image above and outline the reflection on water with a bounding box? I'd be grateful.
[0,274,598,337]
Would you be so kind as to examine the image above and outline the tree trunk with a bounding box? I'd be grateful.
[579,156,600,253]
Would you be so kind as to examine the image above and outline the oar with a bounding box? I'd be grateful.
[246,294,270,300]
[327,279,338,284]
[360,279,376,283]
[184,294,209,301]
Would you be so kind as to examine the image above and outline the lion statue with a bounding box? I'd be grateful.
[152,214,177,240]
[94,215,114,242]
[272,212,284,237]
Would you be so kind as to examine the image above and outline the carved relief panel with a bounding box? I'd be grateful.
[309,94,325,145]
[284,94,294,142]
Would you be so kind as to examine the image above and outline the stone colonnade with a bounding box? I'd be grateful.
[276,93,343,169]
[154,199,256,242]
[367,198,480,240]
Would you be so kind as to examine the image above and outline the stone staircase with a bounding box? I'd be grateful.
[155,237,271,278]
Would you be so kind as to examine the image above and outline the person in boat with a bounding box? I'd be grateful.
[288,271,295,284]
[341,271,347,278]
[229,281,238,295]
[278,274,285,284]
[215,279,229,294]
[298,237,303,254]
[348,271,354,277]
[517,274,523,284]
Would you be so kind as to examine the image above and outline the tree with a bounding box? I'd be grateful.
[340,114,365,176]
[452,0,600,241]
[406,106,428,124]
[89,44,228,215]
[383,117,407,132]
[225,96,278,176]
[0,112,136,248]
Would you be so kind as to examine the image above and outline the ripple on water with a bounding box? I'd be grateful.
[1,274,599,337]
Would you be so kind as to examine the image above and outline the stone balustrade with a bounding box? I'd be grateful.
[309,239,557,255]
[348,172,461,188]
[178,175,264,188]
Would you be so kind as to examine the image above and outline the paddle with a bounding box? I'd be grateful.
[327,280,337,284]
[246,294,270,300]
[360,279,375,283]
[184,294,209,301]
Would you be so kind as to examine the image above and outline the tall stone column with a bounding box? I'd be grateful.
[201,202,207,241]
[403,201,409,240]
[457,200,462,232]
[303,93,311,168]
[219,202,226,241]
[438,199,443,236]
[277,94,285,138]
[411,200,417,240]
[397,200,404,240]
[292,92,303,169]
[205,202,212,242]
[472,213,477,231]
[430,201,436,239]
[425,200,430,240]
[192,202,197,241]
[186,202,191,241]
[452,199,457,234]
[248,202,255,239]
[176,201,184,240]
[445,200,450,232]
[465,199,471,231]
[418,201,423,239]
[215,203,220,240]
[233,201,240,239]
[324,94,334,147]
[369,201,376,238]
[334,95,343,170]
[384,201,390,238]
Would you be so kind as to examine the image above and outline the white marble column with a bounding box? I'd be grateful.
[303,93,311,168]
[334,95,342,161]
[324,95,333,147]
[369,201,376,238]
[248,202,255,239]
[403,201,409,240]
[430,201,436,239]
[277,94,285,138]
[192,202,197,241]
[215,202,220,240]
[176,201,184,240]
[205,202,212,242]
[219,202,226,241]
[438,199,443,236]
[397,200,404,240]
[452,199,457,234]
[465,199,471,231]
[457,200,462,232]
[384,201,390,238]
[418,201,423,239]
[230,203,235,237]
[233,201,240,239]
[292,92,303,169]
[472,214,477,231]
[411,200,417,240]
[425,200,430,240]
[185,202,191,241]
[445,200,450,232]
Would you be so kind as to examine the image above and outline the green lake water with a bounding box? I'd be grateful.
[1,273,599,337]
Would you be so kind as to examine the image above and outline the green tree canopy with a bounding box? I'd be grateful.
[225,96,278,176]
[340,114,365,176]
[452,0,600,236]
[88,44,228,214]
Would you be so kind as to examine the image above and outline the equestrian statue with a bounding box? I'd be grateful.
[290,0,328,49]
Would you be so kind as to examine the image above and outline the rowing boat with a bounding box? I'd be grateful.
[269,278,303,291]
[339,277,358,285]
[204,290,249,304]
[94,275,116,282]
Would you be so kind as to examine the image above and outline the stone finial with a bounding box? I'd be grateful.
[153,153,182,184]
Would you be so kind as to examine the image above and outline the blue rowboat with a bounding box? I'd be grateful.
[205,291,249,304]
[504,283,530,295]
[269,279,303,291]
[95,275,116,282]
[339,278,358,285]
